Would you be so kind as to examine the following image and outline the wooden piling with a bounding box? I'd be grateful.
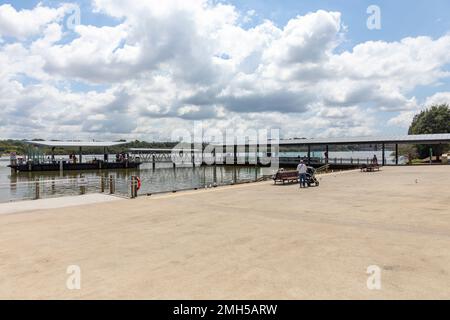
[34,180,40,200]
[109,175,115,194]
[101,176,105,193]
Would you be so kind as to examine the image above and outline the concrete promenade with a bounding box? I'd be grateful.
[0,194,121,215]
[0,166,449,299]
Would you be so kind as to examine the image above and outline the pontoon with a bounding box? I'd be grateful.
[8,141,141,172]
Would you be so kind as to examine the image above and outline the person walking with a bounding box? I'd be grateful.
[297,160,307,188]
[372,154,378,165]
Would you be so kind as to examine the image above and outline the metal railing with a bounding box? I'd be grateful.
[0,175,138,203]
[278,157,385,165]
[196,156,392,166]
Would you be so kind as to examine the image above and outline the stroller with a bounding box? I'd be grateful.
[305,166,320,187]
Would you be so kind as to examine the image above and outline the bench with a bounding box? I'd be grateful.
[360,164,380,172]
[273,170,299,184]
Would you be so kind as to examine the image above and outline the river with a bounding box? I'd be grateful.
[0,150,402,203]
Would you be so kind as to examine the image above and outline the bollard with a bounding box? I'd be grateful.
[101,176,105,193]
[109,175,115,194]
[79,176,87,195]
[213,164,217,184]
[35,180,40,199]
[131,176,140,198]
[130,176,136,199]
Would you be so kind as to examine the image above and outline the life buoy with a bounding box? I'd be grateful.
[136,177,141,191]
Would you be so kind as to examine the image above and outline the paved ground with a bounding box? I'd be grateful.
[0,166,449,299]
[0,194,121,215]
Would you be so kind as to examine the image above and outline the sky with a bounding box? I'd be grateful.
[0,0,450,141]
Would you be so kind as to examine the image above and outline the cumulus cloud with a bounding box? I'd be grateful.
[0,3,72,39]
[424,92,450,106]
[0,0,450,140]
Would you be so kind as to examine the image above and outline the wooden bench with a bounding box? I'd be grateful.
[360,164,380,172]
[273,170,299,184]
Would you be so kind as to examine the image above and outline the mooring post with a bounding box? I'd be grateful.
[134,176,138,198]
[130,176,135,199]
[35,179,40,200]
[100,176,105,193]
[109,175,115,194]
[59,159,63,175]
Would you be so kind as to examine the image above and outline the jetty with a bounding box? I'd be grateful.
[216,133,450,168]
[128,133,450,170]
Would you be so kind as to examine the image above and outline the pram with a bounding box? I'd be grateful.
[305,166,320,187]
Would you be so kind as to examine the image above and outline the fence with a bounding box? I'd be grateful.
[278,157,387,166]
[0,176,139,203]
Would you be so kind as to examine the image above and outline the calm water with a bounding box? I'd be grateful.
[0,150,401,202]
[0,159,266,202]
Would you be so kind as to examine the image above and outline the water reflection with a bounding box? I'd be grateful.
[0,161,263,202]
[0,149,401,202]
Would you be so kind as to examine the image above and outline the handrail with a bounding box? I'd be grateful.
[315,164,330,173]
[0,175,136,203]
[0,177,104,187]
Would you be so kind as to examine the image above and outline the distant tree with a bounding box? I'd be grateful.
[408,104,450,160]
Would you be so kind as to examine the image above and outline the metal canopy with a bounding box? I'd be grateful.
[216,134,450,146]
[25,141,129,148]
[276,134,450,146]
[129,148,201,152]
